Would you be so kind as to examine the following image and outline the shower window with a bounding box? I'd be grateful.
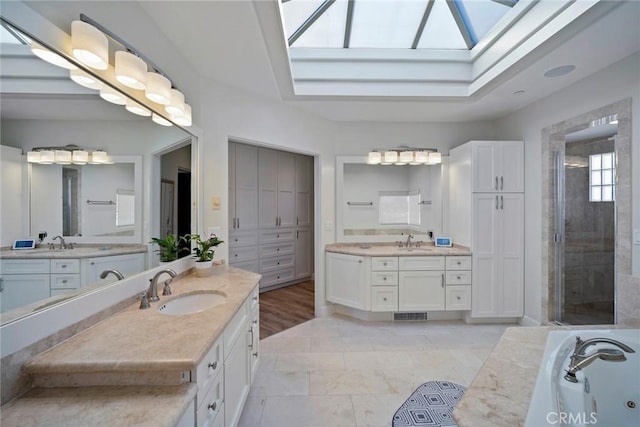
[589,152,615,202]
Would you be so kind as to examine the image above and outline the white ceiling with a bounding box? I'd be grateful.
[16,0,640,123]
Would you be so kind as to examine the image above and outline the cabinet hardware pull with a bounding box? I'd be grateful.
[383,277,387,281]
[61,265,67,268]
[238,218,240,228]
[91,262,95,265]
[249,327,254,349]
[0,278,4,292]
[253,352,258,357]
[500,195,504,210]
[277,248,280,251]
[208,401,217,411]
[277,235,279,238]
[62,280,67,284]
[277,262,280,265]
[234,238,238,242]
[383,297,387,302]
[500,176,504,191]
[441,274,444,288]
[253,319,258,325]
[457,296,461,300]
[208,361,218,370]
[358,260,362,264]
[235,254,238,257]
[297,217,299,226]
[296,230,299,239]
[495,176,498,191]
[495,196,499,210]
[253,295,258,301]
[457,261,461,265]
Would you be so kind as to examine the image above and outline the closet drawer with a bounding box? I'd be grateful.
[371,271,398,286]
[399,256,444,271]
[50,274,80,289]
[260,268,295,288]
[194,336,223,408]
[371,257,398,271]
[196,367,224,427]
[229,259,259,273]
[445,256,472,271]
[259,241,294,258]
[259,228,295,244]
[445,285,471,311]
[259,254,294,272]
[51,259,80,274]
[371,286,398,312]
[229,229,259,248]
[445,271,472,285]
[229,246,258,263]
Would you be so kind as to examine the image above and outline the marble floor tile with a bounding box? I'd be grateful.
[259,395,357,427]
[255,353,277,372]
[238,396,266,427]
[351,393,408,427]
[249,370,309,397]
[309,336,373,353]
[259,336,311,354]
[369,334,431,350]
[309,369,415,396]
[343,351,417,371]
[274,352,345,372]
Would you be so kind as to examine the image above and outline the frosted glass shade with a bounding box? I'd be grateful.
[71,20,108,70]
[54,150,72,164]
[367,151,381,164]
[152,113,173,127]
[39,150,54,164]
[125,98,151,117]
[382,150,398,165]
[27,151,41,163]
[173,103,192,126]
[31,41,77,70]
[72,150,89,164]
[115,51,147,90]
[165,89,185,117]
[145,72,171,105]
[414,151,429,164]
[70,68,101,89]
[398,151,414,165]
[427,152,442,164]
[91,150,109,164]
[99,85,127,105]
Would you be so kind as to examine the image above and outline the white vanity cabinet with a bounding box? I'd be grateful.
[398,256,445,312]
[81,253,146,286]
[0,259,50,311]
[371,257,399,312]
[326,252,369,310]
[471,141,524,193]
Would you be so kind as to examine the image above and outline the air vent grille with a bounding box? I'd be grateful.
[394,312,428,321]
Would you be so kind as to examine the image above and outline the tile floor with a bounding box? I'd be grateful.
[238,315,513,427]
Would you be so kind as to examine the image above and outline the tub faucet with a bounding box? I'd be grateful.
[100,269,125,280]
[564,336,635,382]
[147,269,177,302]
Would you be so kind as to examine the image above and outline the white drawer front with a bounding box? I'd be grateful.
[445,256,472,271]
[229,259,259,273]
[195,337,223,408]
[223,301,248,359]
[50,274,80,289]
[259,228,295,244]
[260,268,295,288]
[371,257,398,271]
[229,246,258,263]
[399,256,444,271]
[197,368,224,427]
[1,259,50,274]
[445,271,472,285]
[259,241,295,258]
[446,285,471,311]
[51,259,80,274]
[259,255,294,273]
[371,286,398,312]
[371,271,398,286]
[229,230,259,248]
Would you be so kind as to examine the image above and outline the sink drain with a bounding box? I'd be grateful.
[626,401,636,409]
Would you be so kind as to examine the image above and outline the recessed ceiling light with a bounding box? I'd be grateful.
[513,90,525,95]
[544,65,576,78]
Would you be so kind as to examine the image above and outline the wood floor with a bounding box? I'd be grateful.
[259,280,315,339]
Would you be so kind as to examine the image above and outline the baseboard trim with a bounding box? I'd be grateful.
[519,315,541,326]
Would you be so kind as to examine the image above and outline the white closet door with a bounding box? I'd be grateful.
[472,193,499,317]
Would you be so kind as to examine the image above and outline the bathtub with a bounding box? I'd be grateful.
[526,329,639,427]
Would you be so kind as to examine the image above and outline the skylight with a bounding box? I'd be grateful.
[281,0,518,50]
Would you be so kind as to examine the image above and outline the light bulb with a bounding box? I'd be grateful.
[71,20,108,70]
[145,72,171,105]
[115,51,147,90]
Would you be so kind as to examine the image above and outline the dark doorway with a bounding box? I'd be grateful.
[177,169,191,255]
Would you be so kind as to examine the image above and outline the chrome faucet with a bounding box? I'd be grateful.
[100,269,125,280]
[52,235,66,249]
[564,336,635,382]
[147,269,177,302]
[405,234,414,248]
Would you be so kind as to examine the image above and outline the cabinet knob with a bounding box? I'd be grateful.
[253,352,258,357]
[457,296,461,300]
[383,262,387,266]
[277,248,280,251]
[457,261,461,265]
[277,235,280,238]
[61,265,67,268]
[277,276,280,279]
[62,280,68,284]
[253,319,258,325]
[235,254,238,257]
[90,262,95,265]
[358,260,362,264]
[208,401,217,412]
[234,238,238,242]
[383,277,387,281]
[457,276,461,280]
[383,297,387,302]
[208,361,218,370]
[277,262,280,265]
[253,296,258,301]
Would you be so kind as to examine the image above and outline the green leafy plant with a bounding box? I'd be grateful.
[150,234,190,262]
[189,234,224,262]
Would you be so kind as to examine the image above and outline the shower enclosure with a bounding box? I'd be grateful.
[554,121,617,324]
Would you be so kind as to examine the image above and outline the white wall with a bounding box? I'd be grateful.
[492,53,640,324]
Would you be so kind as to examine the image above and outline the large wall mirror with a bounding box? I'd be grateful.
[0,11,197,324]
[336,156,449,243]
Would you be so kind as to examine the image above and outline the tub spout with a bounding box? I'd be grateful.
[564,336,635,383]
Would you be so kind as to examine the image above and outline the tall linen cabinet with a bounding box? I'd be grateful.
[449,141,524,318]
[229,141,314,291]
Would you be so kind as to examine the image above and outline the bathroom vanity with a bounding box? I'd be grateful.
[325,243,472,316]
[0,266,261,427]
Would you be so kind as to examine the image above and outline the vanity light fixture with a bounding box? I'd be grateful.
[152,113,173,127]
[69,68,102,89]
[31,41,77,70]
[99,84,127,105]
[145,72,171,105]
[125,98,152,117]
[72,150,89,164]
[173,103,192,127]
[367,147,442,166]
[115,51,147,90]
[26,145,110,165]
[165,89,185,117]
[54,150,72,164]
[39,150,55,164]
[71,20,109,70]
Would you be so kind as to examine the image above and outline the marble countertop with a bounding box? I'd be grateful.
[0,244,147,259]
[325,242,471,257]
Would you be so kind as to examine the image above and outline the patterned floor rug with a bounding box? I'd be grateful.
[392,381,466,427]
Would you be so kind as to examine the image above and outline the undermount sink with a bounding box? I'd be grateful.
[157,291,227,315]
[398,247,432,252]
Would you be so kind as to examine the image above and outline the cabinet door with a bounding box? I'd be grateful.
[249,308,259,382]
[234,143,259,230]
[229,142,237,228]
[398,271,445,311]
[325,252,368,310]
[498,194,524,316]
[224,327,250,427]
[472,142,499,193]
[294,227,312,279]
[277,152,296,227]
[472,194,499,317]
[82,254,145,286]
[295,155,312,227]
[498,142,524,193]
[0,274,50,312]
[258,148,278,227]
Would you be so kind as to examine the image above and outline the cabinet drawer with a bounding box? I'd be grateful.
[399,256,444,271]
[223,302,248,359]
[249,285,259,313]
[259,228,295,244]
[229,229,258,248]
[0,259,50,274]
[229,246,258,263]
[371,271,398,286]
[446,256,472,270]
[371,286,398,312]
[259,268,295,288]
[371,257,398,271]
[51,259,80,274]
[445,271,472,285]
[50,274,80,289]
[259,254,294,272]
[446,285,471,311]
[197,367,224,427]
[195,336,223,408]
[259,241,294,258]
[229,259,259,273]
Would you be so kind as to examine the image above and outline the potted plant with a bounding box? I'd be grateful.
[189,234,224,269]
[150,234,190,262]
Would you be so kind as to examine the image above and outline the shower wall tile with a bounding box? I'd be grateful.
[617,274,640,327]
